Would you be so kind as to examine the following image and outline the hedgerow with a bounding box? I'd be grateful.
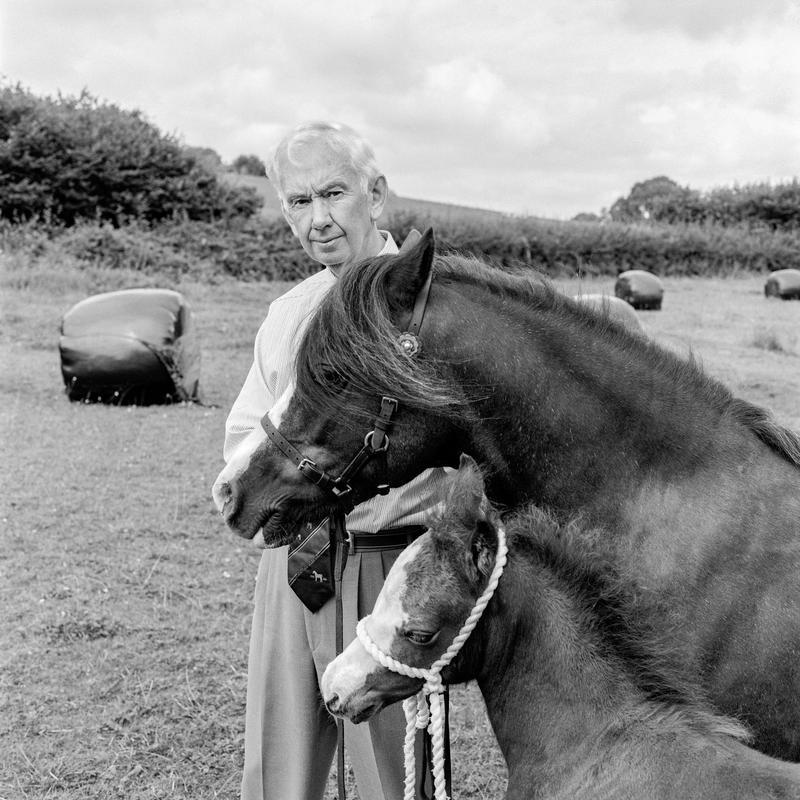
[3,210,798,284]
[382,208,800,276]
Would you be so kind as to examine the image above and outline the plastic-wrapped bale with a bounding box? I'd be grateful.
[59,288,201,405]
[764,268,800,300]
[614,270,664,310]
[573,293,644,335]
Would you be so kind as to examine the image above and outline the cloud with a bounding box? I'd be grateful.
[2,0,799,218]
[616,0,793,39]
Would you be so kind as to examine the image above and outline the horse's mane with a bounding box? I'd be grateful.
[428,493,749,741]
[295,252,472,425]
[295,251,800,465]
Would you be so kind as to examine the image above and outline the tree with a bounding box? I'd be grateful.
[608,175,800,229]
[609,176,699,224]
[0,83,262,225]
[183,145,224,174]
[232,153,266,176]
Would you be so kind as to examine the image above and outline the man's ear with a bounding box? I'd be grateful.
[369,174,388,222]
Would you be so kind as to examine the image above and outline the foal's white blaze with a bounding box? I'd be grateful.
[369,539,421,650]
[321,636,382,704]
[322,539,421,705]
[210,384,294,512]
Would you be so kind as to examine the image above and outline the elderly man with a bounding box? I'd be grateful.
[222,122,455,800]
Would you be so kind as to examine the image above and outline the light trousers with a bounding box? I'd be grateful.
[240,545,429,800]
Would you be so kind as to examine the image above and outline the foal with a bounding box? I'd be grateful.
[322,462,800,800]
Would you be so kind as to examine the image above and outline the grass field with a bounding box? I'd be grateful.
[1,261,798,800]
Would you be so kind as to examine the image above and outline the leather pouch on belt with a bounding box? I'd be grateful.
[287,518,335,612]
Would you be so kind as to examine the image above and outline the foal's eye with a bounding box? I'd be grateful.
[403,630,440,646]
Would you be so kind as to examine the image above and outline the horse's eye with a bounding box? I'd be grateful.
[403,630,440,646]
[318,363,347,391]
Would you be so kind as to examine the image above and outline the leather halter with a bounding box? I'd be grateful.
[261,396,397,512]
[259,256,434,505]
[261,242,437,800]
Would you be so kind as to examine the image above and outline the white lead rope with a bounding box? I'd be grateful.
[356,525,508,800]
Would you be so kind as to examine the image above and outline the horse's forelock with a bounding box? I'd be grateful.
[294,254,462,423]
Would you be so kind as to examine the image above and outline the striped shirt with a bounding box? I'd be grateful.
[224,231,455,533]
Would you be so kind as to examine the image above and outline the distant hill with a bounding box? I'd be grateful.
[221,172,512,223]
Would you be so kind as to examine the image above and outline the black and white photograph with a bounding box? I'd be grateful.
[2,2,799,798]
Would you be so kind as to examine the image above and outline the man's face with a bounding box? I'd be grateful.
[279,143,385,271]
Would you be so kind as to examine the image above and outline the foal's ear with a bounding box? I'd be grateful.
[385,228,435,314]
[449,456,499,582]
[447,454,485,522]
[466,514,499,583]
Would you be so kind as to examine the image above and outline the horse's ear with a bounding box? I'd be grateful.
[466,509,500,583]
[447,455,499,582]
[447,454,484,520]
[385,228,435,314]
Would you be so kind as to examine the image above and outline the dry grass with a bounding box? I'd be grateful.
[1,260,798,799]
[751,325,798,356]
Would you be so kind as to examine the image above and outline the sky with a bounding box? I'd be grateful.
[2,0,799,219]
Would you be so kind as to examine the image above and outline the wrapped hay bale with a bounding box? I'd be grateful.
[59,288,201,405]
[764,268,800,300]
[573,293,644,335]
[614,269,664,310]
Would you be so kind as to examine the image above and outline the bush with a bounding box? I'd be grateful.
[0,83,263,226]
[380,208,800,277]
[608,175,800,231]
[0,216,318,283]
[231,154,266,176]
[3,204,799,288]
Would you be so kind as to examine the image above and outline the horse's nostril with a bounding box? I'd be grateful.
[212,480,234,514]
[325,693,339,713]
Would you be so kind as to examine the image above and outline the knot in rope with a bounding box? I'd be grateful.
[356,525,508,800]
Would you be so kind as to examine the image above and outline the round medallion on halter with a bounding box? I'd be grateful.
[397,332,421,356]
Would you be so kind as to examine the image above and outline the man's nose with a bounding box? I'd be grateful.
[311,196,331,228]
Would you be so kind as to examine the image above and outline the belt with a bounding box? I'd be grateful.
[348,525,426,553]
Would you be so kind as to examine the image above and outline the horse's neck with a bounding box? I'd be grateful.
[456,291,741,509]
[475,557,730,793]
[476,558,636,765]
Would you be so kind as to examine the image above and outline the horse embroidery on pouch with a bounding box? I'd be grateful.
[311,570,325,583]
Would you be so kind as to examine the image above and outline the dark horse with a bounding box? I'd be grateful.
[213,230,800,759]
[321,461,800,799]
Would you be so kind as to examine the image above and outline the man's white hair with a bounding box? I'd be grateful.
[266,121,382,204]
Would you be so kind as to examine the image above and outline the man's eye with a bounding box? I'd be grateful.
[326,190,343,200]
[404,630,439,646]
[290,197,310,208]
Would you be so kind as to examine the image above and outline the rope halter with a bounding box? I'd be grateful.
[356,524,508,800]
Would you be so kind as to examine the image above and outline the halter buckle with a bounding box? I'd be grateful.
[331,482,352,500]
[297,457,325,484]
[364,430,390,453]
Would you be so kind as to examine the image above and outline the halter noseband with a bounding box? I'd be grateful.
[356,524,508,800]
[260,395,398,512]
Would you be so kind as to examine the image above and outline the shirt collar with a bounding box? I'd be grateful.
[378,230,398,255]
